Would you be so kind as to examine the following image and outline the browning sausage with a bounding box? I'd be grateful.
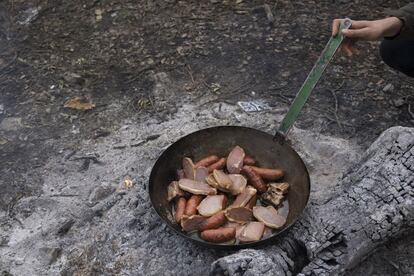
[184,195,204,216]
[243,156,256,166]
[242,165,267,193]
[199,211,227,231]
[207,157,226,173]
[195,155,220,168]
[175,197,187,223]
[222,194,228,209]
[246,193,257,209]
[250,166,284,181]
[200,227,236,243]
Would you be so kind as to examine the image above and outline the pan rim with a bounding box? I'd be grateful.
[148,125,311,249]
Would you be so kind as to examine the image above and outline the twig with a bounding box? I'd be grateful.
[263,4,275,25]
[276,90,294,104]
[328,81,345,129]
[329,89,342,129]
[408,104,414,120]
[56,218,75,236]
[125,65,155,84]
[49,194,79,197]
[73,156,102,163]
[0,51,17,77]
[73,156,102,172]
[404,95,414,121]
[12,217,24,228]
[186,64,195,84]
[321,114,354,127]
[64,150,77,160]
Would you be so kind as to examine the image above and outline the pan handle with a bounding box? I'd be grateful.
[273,18,352,145]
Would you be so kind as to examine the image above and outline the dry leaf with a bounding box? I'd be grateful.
[0,137,8,145]
[64,97,95,111]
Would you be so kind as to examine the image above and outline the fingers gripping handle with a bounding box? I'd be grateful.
[341,18,353,33]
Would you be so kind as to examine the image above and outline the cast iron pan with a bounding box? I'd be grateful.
[149,126,310,249]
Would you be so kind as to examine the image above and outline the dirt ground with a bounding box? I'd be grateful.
[1,0,413,275]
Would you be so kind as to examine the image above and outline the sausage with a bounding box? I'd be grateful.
[181,215,207,232]
[175,197,187,223]
[200,227,236,243]
[250,166,284,181]
[222,194,228,209]
[242,165,267,193]
[243,156,256,166]
[246,193,257,209]
[185,195,204,216]
[195,155,220,168]
[207,157,226,173]
[199,211,227,231]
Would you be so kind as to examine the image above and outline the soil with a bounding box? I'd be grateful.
[0,0,413,275]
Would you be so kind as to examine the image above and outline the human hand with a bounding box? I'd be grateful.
[331,17,403,57]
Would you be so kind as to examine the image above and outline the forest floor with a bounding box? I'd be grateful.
[1,0,413,275]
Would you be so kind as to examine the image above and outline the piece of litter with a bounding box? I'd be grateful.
[237,101,270,113]
[17,7,40,25]
[124,178,134,189]
[210,83,221,92]
[117,177,135,194]
[95,9,103,22]
[64,97,95,111]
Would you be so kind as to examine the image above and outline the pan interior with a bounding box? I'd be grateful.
[149,126,310,247]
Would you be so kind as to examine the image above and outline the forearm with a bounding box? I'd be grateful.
[386,3,414,39]
[381,17,404,38]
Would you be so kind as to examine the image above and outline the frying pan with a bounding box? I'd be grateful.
[148,18,353,248]
[148,125,310,249]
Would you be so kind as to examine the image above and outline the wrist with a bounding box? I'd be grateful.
[382,17,403,37]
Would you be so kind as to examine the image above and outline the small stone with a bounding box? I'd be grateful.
[392,98,405,108]
[0,136,8,145]
[383,83,394,92]
[56,218,75,236]
[38,247,61,265]
[0,117,22,131]
[63,72,85,85]
[89,184,115,202]
[14,257,24,265]
[281,71,290,77]
[95,9,103,21]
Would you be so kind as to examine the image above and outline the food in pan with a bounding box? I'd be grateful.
[207,157,226,173]
[169,145,289,244]
[241,165,267,193]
